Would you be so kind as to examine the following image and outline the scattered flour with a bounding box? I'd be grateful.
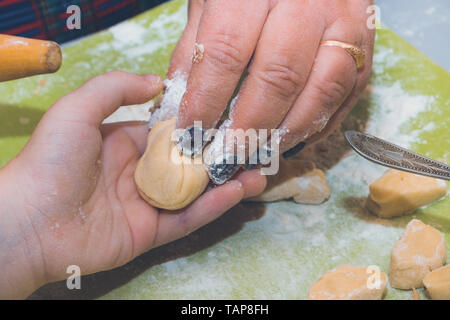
[148,72,187,128]
[108,5,187,58]
[6,39,28,46]
[228,95,239,120]
[78,207,87,222]
[372,46,404,75]
[365,81,434,146]
[109,21,147,50]
[87,5,443,300]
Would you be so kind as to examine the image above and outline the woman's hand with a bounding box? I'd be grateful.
[170,0,375,154]
[0,71,266,299]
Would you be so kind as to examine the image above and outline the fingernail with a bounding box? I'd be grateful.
[177,126,209,158]
[245,144,273,169]
[207,154,241,185]
[245,163,259,170]
[282,141,306,158]
[245,151,261,170]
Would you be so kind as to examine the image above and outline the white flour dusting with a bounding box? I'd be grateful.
[91,4,446,300]
[112,6,187,58]
[364,81,434,147]
[84,3,187,61]
[5,39,28,46]
[372,46,404,75]
[228,94,239,120]
[109,21,147,50]
[148,72,187,128]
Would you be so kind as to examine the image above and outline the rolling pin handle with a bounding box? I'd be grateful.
[0,34,62,82]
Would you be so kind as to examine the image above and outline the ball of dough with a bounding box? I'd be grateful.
[423,264,450,300]
[390,219,446,289]
[366,169,447,218]
[249,158,331,205]
[307,265,387,300]
[134,118,209,210]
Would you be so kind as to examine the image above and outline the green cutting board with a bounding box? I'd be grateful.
[1,0,448,299]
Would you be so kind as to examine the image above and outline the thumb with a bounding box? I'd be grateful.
[48,70,163,127]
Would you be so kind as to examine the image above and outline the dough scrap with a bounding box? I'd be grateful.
[307,265,387,300]
[366,169,447,218]
[412,288,420,300]
[134,118,209,210]
[250,157,331,205]
[389,219,446,289]
[423,264,450,300]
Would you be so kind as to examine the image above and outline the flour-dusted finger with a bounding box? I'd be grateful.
[302,13,375,145]
[177,0,269,129]
[167,0,205,77]
[278,44,357,154]
[228,0,324,138]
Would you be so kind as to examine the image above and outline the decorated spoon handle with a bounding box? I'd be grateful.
[344,130,450,181]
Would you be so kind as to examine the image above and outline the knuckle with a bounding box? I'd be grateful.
[206,33,246,74]
[312,75,350,110]
[256,62,304,99]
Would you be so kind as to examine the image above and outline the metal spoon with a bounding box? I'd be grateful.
[344,130,450,181]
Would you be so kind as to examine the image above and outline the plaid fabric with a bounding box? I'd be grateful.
[0,0,168,43]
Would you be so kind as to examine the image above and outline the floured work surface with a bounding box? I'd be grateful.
[1,0,447,299]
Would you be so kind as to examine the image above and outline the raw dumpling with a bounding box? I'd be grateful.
[249,158,330,205]
[134,118,209,210]
[366,169,447,218]
[423,265,450,300]
[389,219,446,289]
[308,265,387,300]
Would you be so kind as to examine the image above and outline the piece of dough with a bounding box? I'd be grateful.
[423,264,450,300]
[366,169,447,218]
[134,118,209,210]
[307,265,387,300]
[249,158,331,205]
[412,288,420,300]
[389,219,446,289]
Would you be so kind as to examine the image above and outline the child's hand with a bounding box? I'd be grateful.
[0,71,266,298]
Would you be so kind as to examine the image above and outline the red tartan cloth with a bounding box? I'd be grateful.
[0,0,168,43]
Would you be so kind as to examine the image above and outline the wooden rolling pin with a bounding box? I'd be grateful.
[0,34,62,82]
